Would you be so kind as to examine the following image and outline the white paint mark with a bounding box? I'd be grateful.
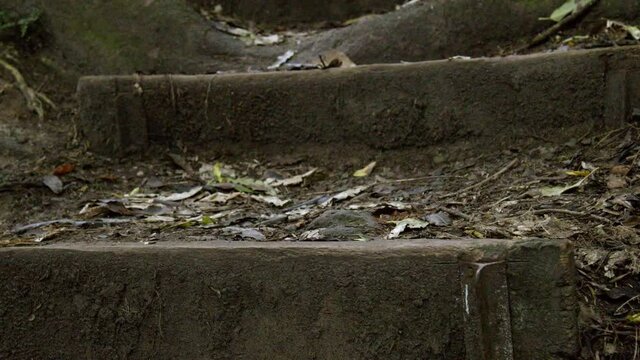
[464,284,470,315]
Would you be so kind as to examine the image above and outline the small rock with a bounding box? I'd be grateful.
[308,210,379,230]
[42,175,64,194]
[305,210,379,240]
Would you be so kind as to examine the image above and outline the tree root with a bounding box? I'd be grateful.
[0,57,56,120]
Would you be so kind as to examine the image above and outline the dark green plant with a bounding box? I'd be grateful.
[0,9,41,37]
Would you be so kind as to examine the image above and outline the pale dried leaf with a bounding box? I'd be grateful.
[353,161,377,177]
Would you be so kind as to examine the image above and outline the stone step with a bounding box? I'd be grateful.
[0,239,576,359]
[78,46,640,157]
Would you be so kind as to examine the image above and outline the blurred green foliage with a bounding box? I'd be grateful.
[0,9,41,37]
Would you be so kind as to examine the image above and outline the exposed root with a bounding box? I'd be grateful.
[0,57,56,120]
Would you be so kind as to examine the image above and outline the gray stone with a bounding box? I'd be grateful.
[0,239,578,359]
[78,47,640,157]
[304,210,381,241]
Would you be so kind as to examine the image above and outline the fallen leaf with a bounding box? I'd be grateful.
[464,229,485,238]
[53,163,75,176]
[102,201,135,216]
[213,21,252,37]
[548,0,577,22]
[611,194,640,210]
[544,0,592,22]
[581,161,597,171]
[201,215,215,226]
[231,177,276,194]
[565,170,591,177]
[268,50,295,70]
[34,227,70,243]
[316,50,357,69]
[347,201,411,211]
[536,169,597,197]
[199,192,242,204]
[252,34,282,46]
[299,229,323,241]
[353,161,377,177]
[127,187,141,197]
[267,168,317,186]
[251,195,291,207]
[607,20,640,40]
[627,312,640,323]
[285,207,313,219]
[156,186,203,202]
[387,218,430,239]
[213,162,224,183]
[320,185,368,207]
[79,203,109,218]
[222,226,266,241]
[42,175,63,194]
[604,250,631,278]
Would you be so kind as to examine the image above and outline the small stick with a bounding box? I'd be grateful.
[531,208,613,223]
[318,55,327,68]
[634,327,638,360]
[438,206,473,221]
[532,208,585,216]
[441,158,519,198]
[516,0,599,52]
[382,175,464,184]
[590,214,614,224]
[595,125,629,148]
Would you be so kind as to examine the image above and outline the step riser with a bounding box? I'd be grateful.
[0,240,576,359]
[78,47,640,156]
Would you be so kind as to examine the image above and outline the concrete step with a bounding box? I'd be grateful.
[1,239,576,359]
[78,46,640,157]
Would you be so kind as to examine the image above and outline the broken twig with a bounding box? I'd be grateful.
[517,0,599,52]
[441,158,519,198]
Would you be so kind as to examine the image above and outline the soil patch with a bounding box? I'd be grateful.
[2,120,640,358]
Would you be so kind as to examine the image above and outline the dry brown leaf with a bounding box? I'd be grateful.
[606,175,628,190]
[610,165,632,176]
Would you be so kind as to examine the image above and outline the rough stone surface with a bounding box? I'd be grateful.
[188,0,404,27]
[78,46,640,157]
[3,0,638,80]
[0,0,281,77]
[295,0,640,64]
[0,239,577,359]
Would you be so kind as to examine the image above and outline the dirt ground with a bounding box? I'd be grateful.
[1,1,640,359]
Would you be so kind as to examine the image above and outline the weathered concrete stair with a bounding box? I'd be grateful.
[78,46,640,157]
[0,239,576,359]
[33,44,624,360]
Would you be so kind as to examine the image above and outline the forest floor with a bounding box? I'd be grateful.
[1,3,640,358]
